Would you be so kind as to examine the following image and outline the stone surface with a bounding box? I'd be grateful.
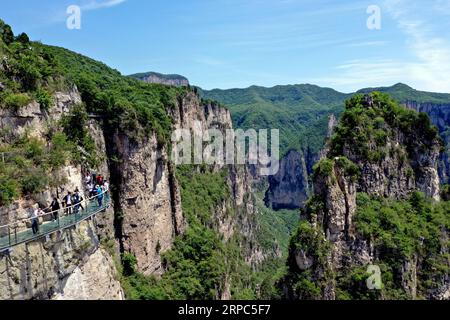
[53,248,123,300]
[265,150,309,210]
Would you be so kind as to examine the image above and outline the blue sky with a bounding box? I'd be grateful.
[2,0,450,92]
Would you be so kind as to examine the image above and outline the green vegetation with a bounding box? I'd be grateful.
[0,20,63,105]
[329,92,442,162]
[351,192,449,299]
[312,156,360,183]
[121,167,250,300]
[60,104,99,168]
[0,131,73,205]
[3,93,31,111]
[43,45,189,145]
[283,93,449,300]
[358,83,450,105]
[282,220,331,299]
[120,166,297,300]
[199,84,348,158]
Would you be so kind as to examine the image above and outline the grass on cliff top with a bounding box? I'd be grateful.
[42,44,190,145]
[0,18,196,146]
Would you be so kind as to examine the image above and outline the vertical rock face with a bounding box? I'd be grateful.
[265,150,309,210]
[53,248,123,300]
[170,92,265,266]
[111,91,264,276]
[0,220,123,300]
[0,88,122,300]
[130,72,190,87]
[283,93,448,300]
[265,114,338,211]
[403,101,450,184]
[109,130,185,276]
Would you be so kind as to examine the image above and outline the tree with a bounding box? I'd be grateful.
[16,32,29,44]
[1,24,14,45]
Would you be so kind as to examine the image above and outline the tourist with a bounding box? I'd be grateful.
[103,180,110,194]
[73,189,84,214]
[62,191,72,215]
[31,205,40,235]
[91,171,97,186]
[96,185,104,207]
[96,174,104,186]
[50,196,60,221]
[87,181,94,197]
[84,172,91,188]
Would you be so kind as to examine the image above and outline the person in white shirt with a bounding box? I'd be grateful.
[31,205,40,235]
[84,173,91,188]
[103,180,109,193]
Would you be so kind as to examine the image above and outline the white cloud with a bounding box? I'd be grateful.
[383,0,450,92]
[81,0,127,11]
[317,0,450,93]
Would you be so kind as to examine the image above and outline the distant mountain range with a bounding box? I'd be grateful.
[131,73,450,197]
[198,82,450,210]
[199,82,450,157]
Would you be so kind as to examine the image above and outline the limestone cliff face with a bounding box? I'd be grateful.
[108,130,185,276]
[110,92,265,277]
[0,88,122,300]
[403,101,450,184]
[265,150,309,210]
[0,221,122,300]
[265,114,338,211]
[131,72,190,87]
[284,93,448,300]
[0,86,266,299]
[170,92,265,267]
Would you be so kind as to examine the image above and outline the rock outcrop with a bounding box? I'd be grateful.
[0,219,123,300]
[403,101,450,184]
[283,93,449,300]
[265,150,309,210]
[108,130,185,276]
[0,88,122,300]
[130,72,190,87]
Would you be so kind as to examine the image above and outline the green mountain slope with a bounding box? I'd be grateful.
[198,85,349,157]
[357,83,450,104]
[200,83,450,174]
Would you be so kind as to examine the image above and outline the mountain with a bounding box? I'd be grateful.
[200,83,450,210]
[2,16,449,301]
[129,71,190,87]
[281,92,449,300]
[0,20,274,300]
[198,84,349,157]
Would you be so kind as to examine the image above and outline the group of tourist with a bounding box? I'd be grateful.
[29,171,109,235]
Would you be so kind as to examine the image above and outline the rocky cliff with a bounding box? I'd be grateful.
[0,83,266,299]
[0,88,123,300]
[403,101,450,184]
[169,92,265,267]
[130,72,190,87]
[265,150,309,210]
[108,91,264,276]
[282,93,449,300]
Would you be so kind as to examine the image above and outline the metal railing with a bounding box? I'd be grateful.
[0,190,111,251]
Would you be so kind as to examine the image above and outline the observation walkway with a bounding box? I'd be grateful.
[0,192,111,252]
